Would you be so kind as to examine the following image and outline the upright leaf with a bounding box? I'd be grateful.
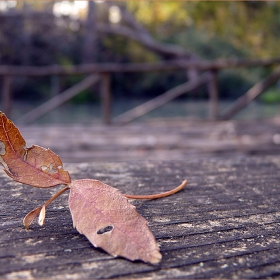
[69,179,162,264]
[0,112,71,187]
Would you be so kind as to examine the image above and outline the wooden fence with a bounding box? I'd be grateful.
[1,56,280,125]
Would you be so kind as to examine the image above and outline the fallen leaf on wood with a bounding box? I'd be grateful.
[69,179,162,264]
[0,112,71,187]
[0,111,187,264]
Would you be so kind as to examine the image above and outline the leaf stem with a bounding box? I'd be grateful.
[124,179,187,200]
[44,185,70,208]
[23,185,70,229]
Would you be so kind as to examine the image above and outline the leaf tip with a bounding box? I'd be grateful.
[23,221,30,230]
[23,206,42,229]
[148,249,162,265]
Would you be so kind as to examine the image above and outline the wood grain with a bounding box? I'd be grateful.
[1,157,280,279]
[16,118,280,163]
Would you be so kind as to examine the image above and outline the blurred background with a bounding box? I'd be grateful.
[1,1,280,162]
[0,0,280,124]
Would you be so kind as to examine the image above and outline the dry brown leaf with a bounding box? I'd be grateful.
[69,179,162,264]
[23,206,42,229]
[0,112,71,187]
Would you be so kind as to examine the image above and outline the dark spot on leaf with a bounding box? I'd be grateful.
[97,225,114,235]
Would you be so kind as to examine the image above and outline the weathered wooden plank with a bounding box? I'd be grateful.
[0,157,280,279]
[15,118,280,163]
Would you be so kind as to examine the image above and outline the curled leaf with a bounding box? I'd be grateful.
[23,206,42,229]
[68,179,162,264]
[0,112,71,187]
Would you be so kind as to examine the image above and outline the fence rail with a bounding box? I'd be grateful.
[1,57,280,125]
[1,57,280,76]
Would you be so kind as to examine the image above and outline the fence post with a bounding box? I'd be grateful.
[208,70,219,120]
[2,75,13,118]
[101,73,112,125]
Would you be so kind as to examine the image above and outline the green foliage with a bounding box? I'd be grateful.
[184,1,280,58]
[260,87,280,104]
[128,1,280,58]
[171,28,247,60]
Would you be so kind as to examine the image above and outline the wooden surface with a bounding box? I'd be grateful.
[1,156,280,279]
[15,117,280,163]
[1,118,280,279]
